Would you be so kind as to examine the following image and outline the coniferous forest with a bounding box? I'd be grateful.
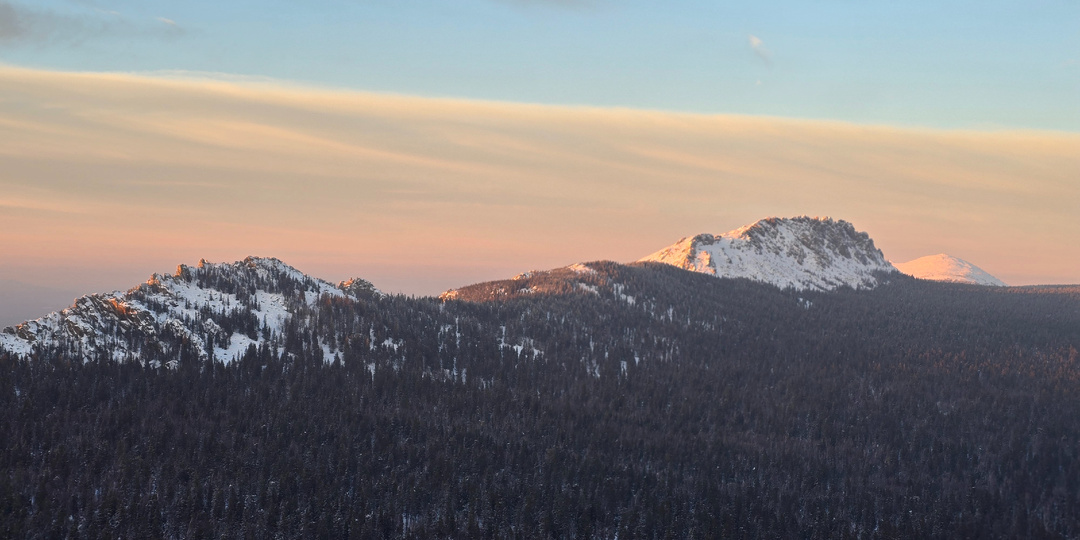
[3,262,1080,538]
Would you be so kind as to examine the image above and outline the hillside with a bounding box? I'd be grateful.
[3,258,1080,537]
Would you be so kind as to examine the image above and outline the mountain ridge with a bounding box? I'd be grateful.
[0,256,366,364]
[4,248,1080,537]
[638,216,897,291]
[0,218,1021,360]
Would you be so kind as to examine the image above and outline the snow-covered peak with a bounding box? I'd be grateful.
[0,257,350,363]
[638,216,897,291]
[894,254,1007,287]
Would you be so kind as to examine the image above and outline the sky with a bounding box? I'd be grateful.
[0,0,1078,326]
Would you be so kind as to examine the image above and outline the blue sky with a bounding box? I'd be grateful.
[2,0,1077,131]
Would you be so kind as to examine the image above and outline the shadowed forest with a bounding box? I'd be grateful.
[3,263,1080,538]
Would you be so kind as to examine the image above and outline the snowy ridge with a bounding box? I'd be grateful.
[639,217,897,291]
[894,254,1007,287]
[441,262,608,302]
[0,257,363,364]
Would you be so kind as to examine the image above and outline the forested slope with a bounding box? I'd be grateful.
[3,262,1080,538]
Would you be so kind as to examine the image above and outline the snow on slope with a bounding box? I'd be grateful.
[894,254,1007,287]
[0,257,374,363]
[639,217,897,291]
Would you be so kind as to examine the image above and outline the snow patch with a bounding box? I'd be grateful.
[576,283,600,295]
[567,263,597,275]
[215,333,257,365]
[0,332,34,357]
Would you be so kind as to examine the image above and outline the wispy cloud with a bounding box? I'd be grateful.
[0,1,183,47]
[0,1,36,42]
[0,65,1078,294]
[748,34,771,65]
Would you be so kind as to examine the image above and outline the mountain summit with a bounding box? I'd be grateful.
[894,254,1007,286]
[638,216,896,291]
[0,256,358,363]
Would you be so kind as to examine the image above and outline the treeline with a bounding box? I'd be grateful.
[2,263,1080,538]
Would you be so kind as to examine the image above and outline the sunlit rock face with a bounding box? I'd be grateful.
[639,216,897,291]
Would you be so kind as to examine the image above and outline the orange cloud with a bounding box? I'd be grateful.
[1,64,1078,306]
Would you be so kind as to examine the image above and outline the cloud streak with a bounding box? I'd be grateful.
[0,1,183,47]
[0,65,1077,305]
[748,34,771,65]
[0,2,24,42]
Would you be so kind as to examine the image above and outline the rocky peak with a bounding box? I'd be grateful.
[639,216,896,291]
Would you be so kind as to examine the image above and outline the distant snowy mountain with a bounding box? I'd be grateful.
[0,257,378,363]
[639,217,897,291]
[894,254,1007,287]
[0,224,1011,364]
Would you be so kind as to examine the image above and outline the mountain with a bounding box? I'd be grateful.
[638,216,897,291]
[5,234,1080,537]
[894,253,1007,286]
[0,256,376,364]
[4,257,1080,537]
[0,220,989,363]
